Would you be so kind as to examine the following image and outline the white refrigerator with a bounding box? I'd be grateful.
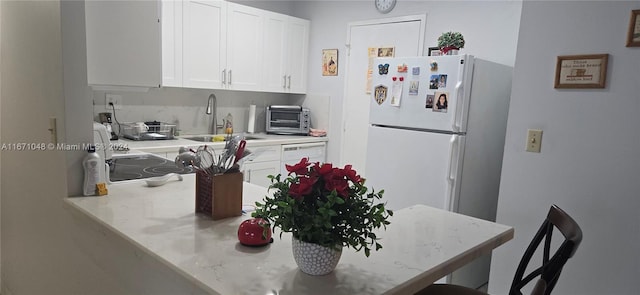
[365,55,512,289]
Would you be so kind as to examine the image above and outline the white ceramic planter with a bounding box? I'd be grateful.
[291,237,343,275]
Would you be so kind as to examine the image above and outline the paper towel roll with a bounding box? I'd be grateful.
[247,105,256,133]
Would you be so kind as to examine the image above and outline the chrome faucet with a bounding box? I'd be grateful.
[206,93,221,134]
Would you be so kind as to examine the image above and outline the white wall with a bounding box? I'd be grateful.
[0,1,124,293]
[490,1,640,294]
[290,0,522,164]
[0,0,3,287]
[231,0,293,15]
[62,0,94,200]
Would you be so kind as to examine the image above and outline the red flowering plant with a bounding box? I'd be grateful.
[252,158,393,257]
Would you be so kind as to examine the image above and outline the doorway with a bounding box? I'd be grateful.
[340,15,425,175]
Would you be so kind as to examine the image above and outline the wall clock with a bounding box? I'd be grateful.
[375,0,396,14]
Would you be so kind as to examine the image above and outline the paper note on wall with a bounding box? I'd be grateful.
[390,80,403,106]
[366,47,395,94]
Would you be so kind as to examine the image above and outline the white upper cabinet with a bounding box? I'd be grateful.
[286,17,310,94]
[225,3,264,91]
[161,0,183,87]
[86,0,308,94]
[85,0,162,88]
[182,0,227,89]
[180,1,264,91]
[262,12,289,93]
[262,12,309,94]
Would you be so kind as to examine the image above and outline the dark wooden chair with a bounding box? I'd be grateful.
[416,204,583,295]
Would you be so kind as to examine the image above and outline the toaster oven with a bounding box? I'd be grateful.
[266,105,310,135]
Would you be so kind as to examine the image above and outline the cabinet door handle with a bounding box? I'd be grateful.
[222,69,226,85]
[283,75,287,88]
[229,70,232,85]
[287,75,292,89]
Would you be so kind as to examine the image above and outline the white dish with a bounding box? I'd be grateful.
[145,173,183,187]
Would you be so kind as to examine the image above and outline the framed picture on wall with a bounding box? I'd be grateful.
[626,10,640,47]
[554,54,608,89]
[322,49,338,76]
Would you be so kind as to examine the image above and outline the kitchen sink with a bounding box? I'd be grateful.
[183,135,265,142]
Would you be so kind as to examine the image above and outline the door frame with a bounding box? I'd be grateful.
[339,14,426,165]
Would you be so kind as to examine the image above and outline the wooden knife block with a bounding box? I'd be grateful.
[195,171,243,220]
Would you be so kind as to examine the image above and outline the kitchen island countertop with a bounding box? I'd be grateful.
[64,174,513,295]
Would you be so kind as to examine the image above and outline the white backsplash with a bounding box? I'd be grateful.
[301,94,330,131]
[92,87,301,135]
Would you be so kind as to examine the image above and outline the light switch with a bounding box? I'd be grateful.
[49,117,58,144]
[526,129,542,153]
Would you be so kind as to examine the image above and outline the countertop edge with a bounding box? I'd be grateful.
[118,134,329,153]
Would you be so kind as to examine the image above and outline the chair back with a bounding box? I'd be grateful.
[509,205,583,295]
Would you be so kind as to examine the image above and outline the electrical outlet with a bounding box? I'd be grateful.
[526,129,543,153]
[105,94,123,110]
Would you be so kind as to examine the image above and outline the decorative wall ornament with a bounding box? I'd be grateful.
[366,47,395,93]
[626,10,640,47]
[322,49,338,76]
[374,85,388,105]
[378,63,390,75]
[554,54,608,89]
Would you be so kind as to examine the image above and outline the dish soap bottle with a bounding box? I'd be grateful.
[83,145,102,196]
[224,113,233,135]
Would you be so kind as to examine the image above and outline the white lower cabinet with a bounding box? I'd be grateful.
[134,140,328,188]
[241,144,281,187]
[280,142,326,175]
[243,161,280,188]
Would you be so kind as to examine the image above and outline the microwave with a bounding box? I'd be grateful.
[266,105,310,135]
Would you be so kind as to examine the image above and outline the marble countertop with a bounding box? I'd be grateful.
[65,175,513,295]
[114,133,328,154]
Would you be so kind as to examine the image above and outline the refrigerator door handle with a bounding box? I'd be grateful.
[452,58,466,132]
[446,135,459,210]
[453,81,463,132]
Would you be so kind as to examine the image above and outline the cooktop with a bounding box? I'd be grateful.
[109,154,194,182]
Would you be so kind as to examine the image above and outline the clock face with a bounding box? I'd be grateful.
[375,0,396,14]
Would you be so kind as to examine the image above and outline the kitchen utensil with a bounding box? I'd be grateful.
[224,155,236,171]
[178,146,196,154]
[234,140,246,164]
[134,122,149,134]
[224,135,240,157]
[175,152,196,168]
[195,145,214,171]
[145,173,183,187]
